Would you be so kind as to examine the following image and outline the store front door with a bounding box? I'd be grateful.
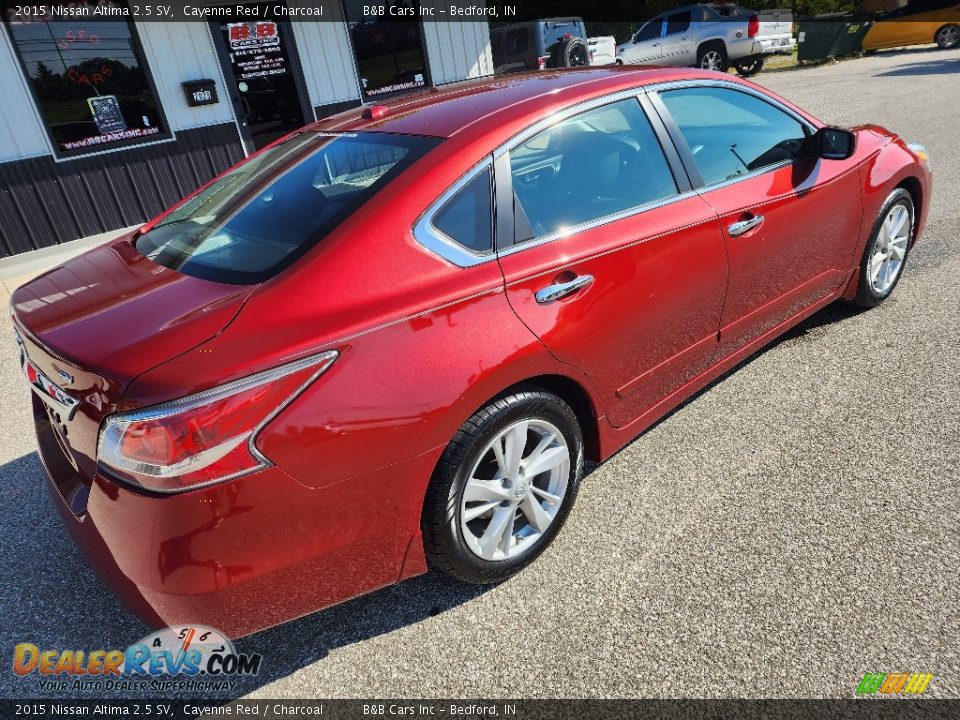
[211,4,311,153]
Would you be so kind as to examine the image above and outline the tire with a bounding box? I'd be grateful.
[848,188,915,308]
[550,37,589,68]
[735,57,765,77]
[422,389,584,584]
[697,42,729,72]
[935,24,960,50]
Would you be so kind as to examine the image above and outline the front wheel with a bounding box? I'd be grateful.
[849,188,914,308]
[422,390,584,584]
[735,57,765,77]
[935,24,960,49]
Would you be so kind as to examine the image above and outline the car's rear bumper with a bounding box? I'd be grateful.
[755,37,797,55]
[35,393,437,637]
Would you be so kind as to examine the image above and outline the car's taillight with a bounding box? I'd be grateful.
[97,351,337,493]
[748,15,760,38]
[537,55,549,70]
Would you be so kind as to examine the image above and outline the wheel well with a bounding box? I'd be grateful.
[698,39,726,56]
[897,177,923,243]
[936,23,959,38]
[498,375,602,461]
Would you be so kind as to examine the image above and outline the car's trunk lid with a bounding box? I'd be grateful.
[10,236,256,477]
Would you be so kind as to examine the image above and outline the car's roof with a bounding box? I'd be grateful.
[308,67,733,140]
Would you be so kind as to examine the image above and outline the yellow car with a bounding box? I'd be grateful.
[862,0,960,52]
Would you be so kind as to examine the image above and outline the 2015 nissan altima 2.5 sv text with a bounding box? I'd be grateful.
[11,67,931,637]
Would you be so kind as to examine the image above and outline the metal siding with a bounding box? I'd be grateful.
[290,3,362,109]
[0,123,244,257]
[421,15,493,85]
[0,25,53,162]
[135,21,235,131]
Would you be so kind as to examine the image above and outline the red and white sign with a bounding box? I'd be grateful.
[227,21,279,50]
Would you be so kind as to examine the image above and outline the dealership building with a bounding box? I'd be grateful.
[0,1,494,257]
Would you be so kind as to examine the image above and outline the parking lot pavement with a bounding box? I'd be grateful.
[1,47,958,700]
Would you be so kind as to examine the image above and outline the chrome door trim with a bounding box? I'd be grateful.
[412,156,496,268]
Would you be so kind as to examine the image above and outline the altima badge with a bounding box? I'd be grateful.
[57,369,74,385]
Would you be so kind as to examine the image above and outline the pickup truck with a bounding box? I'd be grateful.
[616,3,795,76]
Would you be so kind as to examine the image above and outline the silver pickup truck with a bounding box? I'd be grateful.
[616,3,795,76]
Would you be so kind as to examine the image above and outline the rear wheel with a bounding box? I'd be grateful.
[849,188,914,308]
[422,390,584,584]
[935,24,960,49]
[735,57,765,77]
[697,43,728,72]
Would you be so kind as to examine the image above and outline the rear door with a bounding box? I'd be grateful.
[496,95,729,428]
[660,10,694,66]
[651,83,862,355]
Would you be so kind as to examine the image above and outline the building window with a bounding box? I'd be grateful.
[4,1,167,156]
[342,0,429,98]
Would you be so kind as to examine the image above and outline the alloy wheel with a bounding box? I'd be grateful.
[867,202,911,295]
[459,419,570,561]
[701,51,723,71]
[938,25,960,48]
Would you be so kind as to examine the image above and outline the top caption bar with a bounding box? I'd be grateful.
[6,1,516,23]
[1,1,865,23]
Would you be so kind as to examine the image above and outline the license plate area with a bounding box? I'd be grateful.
[33,394,89,516]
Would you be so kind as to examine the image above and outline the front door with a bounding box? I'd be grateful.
[622,18,663,65]
[213,4,311,152]
[498,96,728,429]
[654,85,861,355]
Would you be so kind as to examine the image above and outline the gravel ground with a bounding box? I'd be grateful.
[0,46,957,700]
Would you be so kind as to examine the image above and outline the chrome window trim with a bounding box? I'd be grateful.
[412,79,819,267]
[412,157,495,268]
[491,87,648,161]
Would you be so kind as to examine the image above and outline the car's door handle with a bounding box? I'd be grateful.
[535,274,594,304]
[728,214,765,237]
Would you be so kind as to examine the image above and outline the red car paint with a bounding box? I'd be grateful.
[11,67,931,637]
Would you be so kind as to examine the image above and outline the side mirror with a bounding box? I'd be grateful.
[817,127,856,160]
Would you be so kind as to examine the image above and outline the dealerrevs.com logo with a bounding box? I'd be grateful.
[12,626,262,693]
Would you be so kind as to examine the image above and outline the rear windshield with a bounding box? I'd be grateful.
[135,131,440,284]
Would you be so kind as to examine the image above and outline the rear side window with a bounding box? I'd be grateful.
[135,132,439,284]
[666,11,692,35]
[432,167,493,253]
[659,87,810,186]
[509,98,678,241]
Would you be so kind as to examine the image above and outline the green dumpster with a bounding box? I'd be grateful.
[828,16,875,57]
[798,13,876,62]
[797,14,848,62]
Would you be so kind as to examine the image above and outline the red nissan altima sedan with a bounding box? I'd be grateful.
[11,67,931,637]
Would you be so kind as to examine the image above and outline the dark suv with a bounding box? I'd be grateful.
[491,18,590,74]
